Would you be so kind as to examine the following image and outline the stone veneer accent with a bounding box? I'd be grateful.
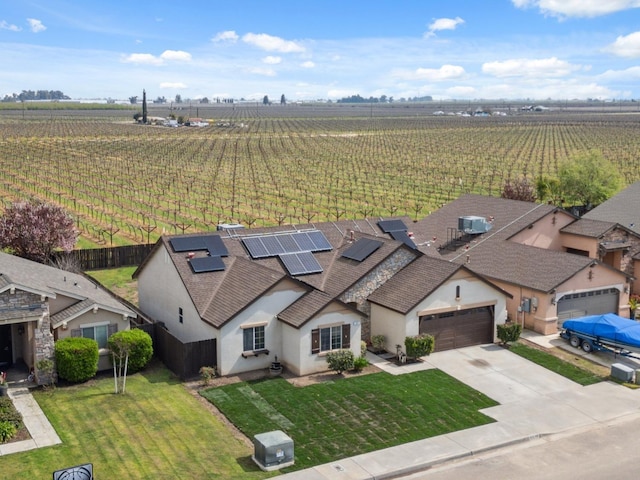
[600,228,640,290]
[340,248,418,340]
[0,290,54,386]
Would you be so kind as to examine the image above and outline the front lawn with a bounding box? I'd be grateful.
[509,342,607,385]
[1,362,274,479]
[201,369,498,472]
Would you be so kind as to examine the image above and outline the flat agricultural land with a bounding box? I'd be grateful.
[1,103,639,246]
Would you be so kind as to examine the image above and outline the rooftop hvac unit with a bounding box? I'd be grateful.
[458,216,493,235]
[252,430,294,471]
[216,223,245,231]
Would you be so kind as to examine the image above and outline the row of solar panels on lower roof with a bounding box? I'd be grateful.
[242,230,332,259]
[279,251,323,275]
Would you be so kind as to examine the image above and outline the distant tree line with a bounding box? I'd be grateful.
[337,94,394,104]
[2,90,70,102]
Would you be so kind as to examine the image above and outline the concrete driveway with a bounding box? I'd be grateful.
[281,343,640,480]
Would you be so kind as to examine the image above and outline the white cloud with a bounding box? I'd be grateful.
[248,67,277,77]
[482,57,582,77]
[425,17,464,37]
[160,82,187,89]
[512,0,640,18]
[598,66,640,80]
[122,50,191,65]
[0,20,21,32]
[27,18,46,33]
[394,65,466,81]
[160,50,192,62]
[122,53,164,65]
[212,30,239,43]
[606,32,640,58]
[262,56,282,65]
[301,61,315,68]
[242,33,305,53]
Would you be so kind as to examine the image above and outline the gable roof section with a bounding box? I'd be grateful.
[368,256,462,314]
[583,181,640,234]
[560,218,617,238]
[278,290,357,328]
[0,251,134,317]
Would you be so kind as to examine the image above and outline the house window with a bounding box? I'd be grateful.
[243,325,265,351]
[179,307,183,324]
[80,324,110,348]
[455,285,461,299]
[311,324,351,354]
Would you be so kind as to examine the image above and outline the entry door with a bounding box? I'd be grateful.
[0,325,12,367]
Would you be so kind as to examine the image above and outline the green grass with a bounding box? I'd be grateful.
[509,342,606,386]
[201,370,498,472]
[1,362,274,479]
[87,266,138,305]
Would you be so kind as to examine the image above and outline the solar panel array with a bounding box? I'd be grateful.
[342,238,383,262]
[378,219,417,249]
[242,231,332,259]
[279,252,323,276]
[169,234,229,273]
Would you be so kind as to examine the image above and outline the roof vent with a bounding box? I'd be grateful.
[458,216,493,235]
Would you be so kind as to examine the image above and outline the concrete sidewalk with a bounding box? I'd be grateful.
[0,387,61,456]
[279,342,640,480]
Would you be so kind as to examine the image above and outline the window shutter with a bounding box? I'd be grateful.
[341,324,350,349]
[108,324,118,336]
[70,328,81,338]
[311,328,320,354]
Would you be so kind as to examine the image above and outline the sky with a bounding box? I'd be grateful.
[1,0,640,102]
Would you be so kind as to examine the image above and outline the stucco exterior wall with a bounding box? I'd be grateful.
[217,284,305,376]
[561,233,598,257]
[510,211,574,251]
[370,270,509,353]
[137,245,213,343]
[282,305,362,376]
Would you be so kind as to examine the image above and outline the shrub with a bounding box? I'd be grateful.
[360,340,367,357]
[0,397,23,428]
[0,420,17,443]
[108,329,153,373]
[326,349,355,374]
[371,334,385,352]
[199,366,217,386]
[55,337,99,383]
[352,356,369,372]
[405,334,435,359]
[497,323,522,345]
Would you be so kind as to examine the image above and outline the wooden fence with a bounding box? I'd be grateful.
[135,322,217,381]
[51,244,154,270]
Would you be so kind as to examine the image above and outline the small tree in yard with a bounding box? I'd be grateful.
[501,177,536,202]
[0,201,76,262]
[326,349,355,374]
[108,329,153,394]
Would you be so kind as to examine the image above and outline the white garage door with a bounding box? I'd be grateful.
[557,288,619,325]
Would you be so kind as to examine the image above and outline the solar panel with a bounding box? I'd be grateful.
[306,230,332,251]
[278,233,300,253]
[170,236,207,252]
[243,237,270,258]
[204,235,228,257]
[279,252,323,276]
[189,255,225,273]
[378,219,408,233]
[390,230,417,249]
[342,238,383,262]
[261,235,286,255]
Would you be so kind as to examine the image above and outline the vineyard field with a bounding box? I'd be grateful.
[0,104,638,246]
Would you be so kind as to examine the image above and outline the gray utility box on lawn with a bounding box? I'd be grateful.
[611,363,635,382]
[252,430,294,471]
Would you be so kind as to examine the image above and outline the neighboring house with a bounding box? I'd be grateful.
[368,255,511,354]
[0,252,135,382]
[408,195,632,334]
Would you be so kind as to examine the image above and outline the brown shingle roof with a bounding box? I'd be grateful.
[368,256,461,313]
[583,181,640,234]
[278,290,338,328]
[560,218,616,238]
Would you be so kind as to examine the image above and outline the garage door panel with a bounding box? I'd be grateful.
[420,306,493,352]
[557,288,618,326]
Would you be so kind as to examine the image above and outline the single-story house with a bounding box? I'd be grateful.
[407,195,632,334]
[0,252,135,382]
